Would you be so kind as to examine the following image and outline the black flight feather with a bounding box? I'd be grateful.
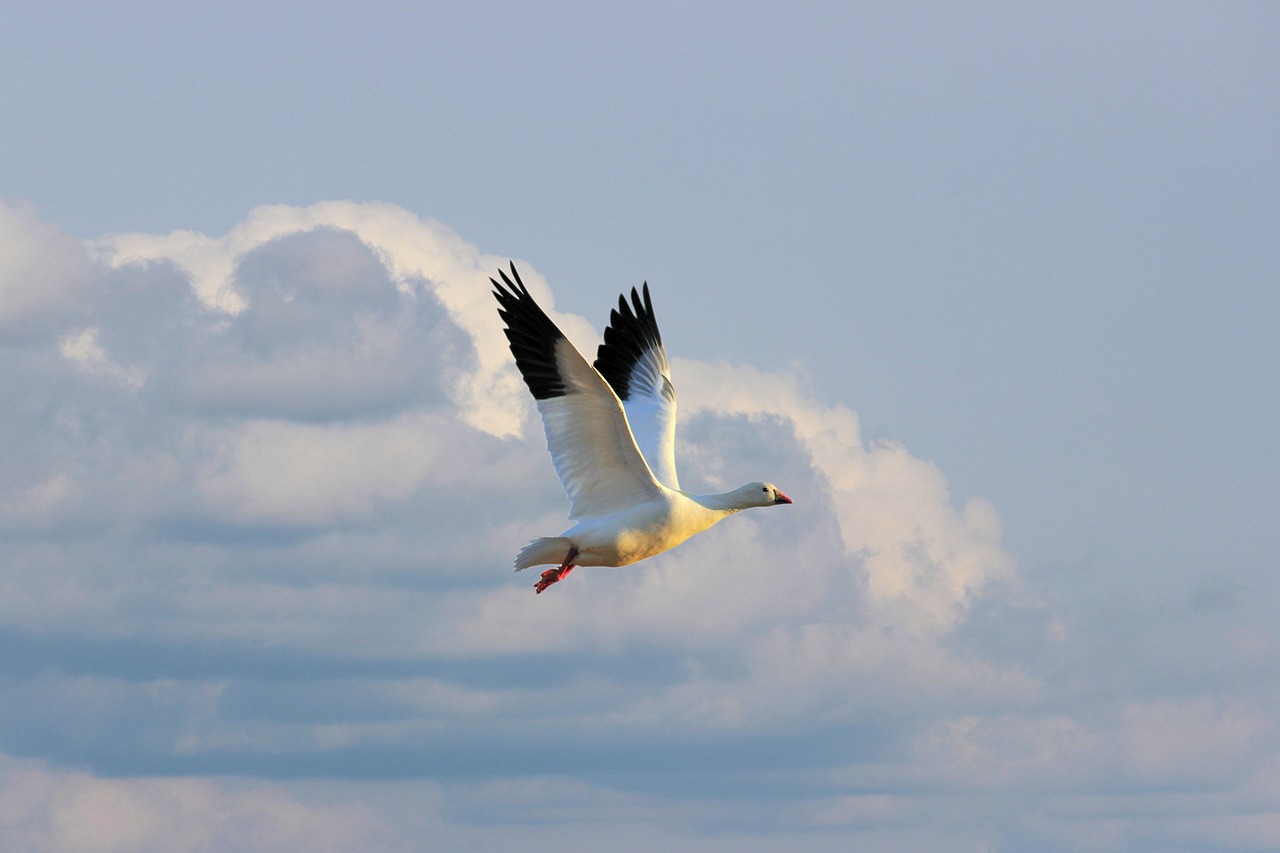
[491,263,567,401]
[594,283,664,402]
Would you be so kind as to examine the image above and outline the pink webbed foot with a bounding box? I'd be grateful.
[534,566,572,594]
[535,548,578,594]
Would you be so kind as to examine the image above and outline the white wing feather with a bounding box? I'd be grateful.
[593,284,681,491]
[539,338,664,519]
[617,350,679,491]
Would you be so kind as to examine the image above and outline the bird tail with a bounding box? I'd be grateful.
[514,537,575,572]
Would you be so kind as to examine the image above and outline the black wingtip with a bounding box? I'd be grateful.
[491,263,568,401]
[505,261,525,291]
[630,284,649,319]
[593,280,666,401]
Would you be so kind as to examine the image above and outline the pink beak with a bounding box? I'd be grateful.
[774,490,793,505]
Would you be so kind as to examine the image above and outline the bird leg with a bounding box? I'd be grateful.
[535,546,578,594]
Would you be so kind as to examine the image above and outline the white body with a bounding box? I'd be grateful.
[517,486,765,570]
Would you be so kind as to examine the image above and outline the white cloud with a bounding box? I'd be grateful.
[0,755,379,853]
[0,201,93,339]
[1119,697,1270,784]
[676,360,1016,633]
[2,198,1278,851]
[193,414,456,527]
[59,327,146,390]
[90,201,533,436]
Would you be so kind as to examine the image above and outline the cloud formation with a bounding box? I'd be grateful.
[1,199,1277,851]
[0,756,377,853]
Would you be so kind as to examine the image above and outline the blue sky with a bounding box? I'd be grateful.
[1,2,1278,850]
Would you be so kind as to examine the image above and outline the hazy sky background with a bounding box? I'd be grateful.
[1,3,1277,851]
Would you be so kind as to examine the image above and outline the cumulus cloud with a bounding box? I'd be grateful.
[2,199,1278,850]
[0,202,94,340]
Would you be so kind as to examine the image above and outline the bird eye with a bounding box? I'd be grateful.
[761,486,768,493]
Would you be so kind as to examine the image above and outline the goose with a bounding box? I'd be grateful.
[492,263,793,594]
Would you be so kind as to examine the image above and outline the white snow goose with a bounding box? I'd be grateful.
[491,263,793,594]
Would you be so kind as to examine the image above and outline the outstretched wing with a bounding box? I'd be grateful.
[593,283,680,491]
[492,264,664,519]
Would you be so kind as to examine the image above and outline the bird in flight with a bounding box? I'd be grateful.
[492,263,793,594]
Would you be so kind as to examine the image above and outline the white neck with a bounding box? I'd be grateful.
[688,489,749,515]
